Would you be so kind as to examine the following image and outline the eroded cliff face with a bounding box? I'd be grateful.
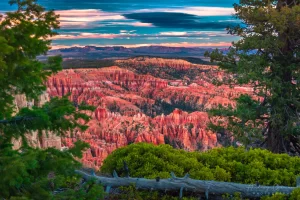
[12,92,62,150]
[45,58,254,170]
[116,57,195,70]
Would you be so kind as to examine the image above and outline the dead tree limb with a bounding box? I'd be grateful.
[75,170,299,198]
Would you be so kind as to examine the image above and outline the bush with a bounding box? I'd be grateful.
[261,193,287,200]
[101,143,300,186]
[255,187,300,200]
[107,185,197,200]
[290,188,300,200]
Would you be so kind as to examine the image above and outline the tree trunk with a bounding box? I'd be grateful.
[266,0,296,154]
[267,123,285,153]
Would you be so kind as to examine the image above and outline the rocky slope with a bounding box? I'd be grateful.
[12,93,62,150]
[45,57,253,170]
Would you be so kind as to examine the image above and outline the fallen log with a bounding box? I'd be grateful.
[75,170,300,199]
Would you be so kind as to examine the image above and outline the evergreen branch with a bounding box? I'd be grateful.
[0,116,36,124]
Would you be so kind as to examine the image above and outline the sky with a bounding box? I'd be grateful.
[0,0,241,49]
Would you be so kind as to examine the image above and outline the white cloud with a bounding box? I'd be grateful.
[57,9,125,21]
[131,22,153,27]
[51,42,232,50]
[57,9,125,28]
[54,7,234,29]
[134,6,234,16]
[56,9,155,28]
[53,32,137,40]
[109,22,154,27]
[158,31,230,38]
[159,32,188,36]
[52,30,232,40]
[120,30,137,35]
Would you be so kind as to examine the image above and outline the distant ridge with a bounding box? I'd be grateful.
[44,45,229,60]
[61,56,214,70]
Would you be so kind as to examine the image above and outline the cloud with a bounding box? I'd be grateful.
[120,30,137,35]
[58,21,98,28]
[131,22,153,27]
[108,22,154,27]
[52,30,232,40]
[57,9,125,21]
[159,32,188,36]
[158,31,229,37]
[57,9,125,28]
[55,7,236,29]
[53,32,137,40]
[50,42,231,50]
[56,9,154,28]
[124,12,238,29]
[134,7,235,16]
[51,30,234,41]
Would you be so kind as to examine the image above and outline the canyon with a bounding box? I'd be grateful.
[43,57,254,170]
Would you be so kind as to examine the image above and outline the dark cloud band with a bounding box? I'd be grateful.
[124,12,238,30]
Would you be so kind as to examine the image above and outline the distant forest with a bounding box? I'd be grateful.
[61,56,214,69]
[62,59,115,69]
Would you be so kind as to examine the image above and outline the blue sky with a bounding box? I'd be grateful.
[0,0,241,49]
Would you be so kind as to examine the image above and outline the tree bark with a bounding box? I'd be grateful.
[75,170,299,199]
[267,123,285,153]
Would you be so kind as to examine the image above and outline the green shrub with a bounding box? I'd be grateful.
[101,143,300,186]
[258,188,300,200]
[261,193,287,200]
[290,187,300,200]
[222,192,246,200]
[107,184,198,200]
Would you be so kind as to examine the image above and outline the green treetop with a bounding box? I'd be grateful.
[0,0,61,119]
[205,0,300,154]
[0,1,104,199]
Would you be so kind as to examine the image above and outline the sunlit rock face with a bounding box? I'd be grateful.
[12,92,62,150]
[45,58,254,170]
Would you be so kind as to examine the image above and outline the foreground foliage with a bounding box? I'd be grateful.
[102,143,300,187]
[0,0,62,119]
[0,142,104,199]
[205,0,300,153]
[260,188,300,200]
[0,0,102,199]
[107,185,197,200]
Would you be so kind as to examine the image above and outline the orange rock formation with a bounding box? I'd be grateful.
[44,59,254,170]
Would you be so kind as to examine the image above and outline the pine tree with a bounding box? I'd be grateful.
[205,0,300,153]
[0,0,104,199]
